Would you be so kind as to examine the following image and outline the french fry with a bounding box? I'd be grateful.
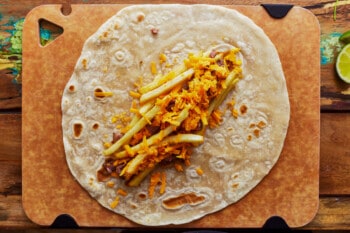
[208,71,239,115]
[115,107,190,159]
[104,105,161,156]
[120,152,153,178]
[140,68,194,104]
[126,101,154,130]
[121,134,203,181]
[139,65,186,94]
[127,166,154,187]
[162,134,204,145]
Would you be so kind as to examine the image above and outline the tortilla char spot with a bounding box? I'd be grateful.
[257,120,267,128]
[68,85,75,92]
[138,192,147,199]
[151,28,159,35]
[81,58,87,69]
[92,123,99,130]
[136,12,145,22]
[94,87,106,99]
[253,129,260,137]
[73,122,83,138]
[162,193,206,210]
[240,104,248,114]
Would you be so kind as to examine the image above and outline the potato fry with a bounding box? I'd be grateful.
[120,152,150,178]
[140,68,194,104]
[162,134,204,145]
[139,65,186,94]
[127,167,154,187]
[126,101,154,130]
[104,105,161,156]
[115,107,190,159]
[208,71,239,115]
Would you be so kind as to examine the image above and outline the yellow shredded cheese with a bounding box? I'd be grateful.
[124,144,135,156]
[160,172,166,194]
[106,181,115,188]
[159,53,167,64]
[94,91,113,97]
[196,167,204,176]
[129,90,141,99]
[117,188,128,196]
[82,58,87,69]
[150,61,157,74]
[148,172,160,198]
[103,142,111,149]
[110,196,120,209]
[232,109,239,118]
[174,162,183,172]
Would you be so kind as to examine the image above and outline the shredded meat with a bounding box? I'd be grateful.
[112,132,123,143]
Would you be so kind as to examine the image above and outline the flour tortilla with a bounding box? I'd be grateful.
[61,4,290,226]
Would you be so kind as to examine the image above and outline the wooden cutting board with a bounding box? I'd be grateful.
[22,4,320,228]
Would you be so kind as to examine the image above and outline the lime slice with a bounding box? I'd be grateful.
[339,30,350,44]
[336,44,350,83]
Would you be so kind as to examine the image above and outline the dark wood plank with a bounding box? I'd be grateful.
[0,114,21,160]
[305,197,350,230]
[0,160,21,197]
[320,113,350,195]
[0,70,21,110]
[0,195,35,228]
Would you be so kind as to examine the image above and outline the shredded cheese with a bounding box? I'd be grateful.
[94,91,113,97]
[150,61,157,74]
[174,162,183,172]
[100,47,243,191]
[117,188,128,196]
[110,196,120,209]
[103,142,111,149]
[196,167,204,176]
[148,172,160,198]
[129,90,141,99]
[106,181,115,188]
[160,172,166,194]
[159,53,167,64]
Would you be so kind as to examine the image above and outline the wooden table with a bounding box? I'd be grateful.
[1,0,349,230]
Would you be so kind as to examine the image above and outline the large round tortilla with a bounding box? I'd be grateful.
[61,4,290,226]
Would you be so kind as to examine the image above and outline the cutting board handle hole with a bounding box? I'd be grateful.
[39,19,64,46]
[61,2,72,16]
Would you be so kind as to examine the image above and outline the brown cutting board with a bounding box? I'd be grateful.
[22,4,320,228]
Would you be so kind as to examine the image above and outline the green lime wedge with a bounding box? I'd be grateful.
[336,44,350,83]
[339,30,350,44]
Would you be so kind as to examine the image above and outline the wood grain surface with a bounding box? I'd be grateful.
[0,0,350,230]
